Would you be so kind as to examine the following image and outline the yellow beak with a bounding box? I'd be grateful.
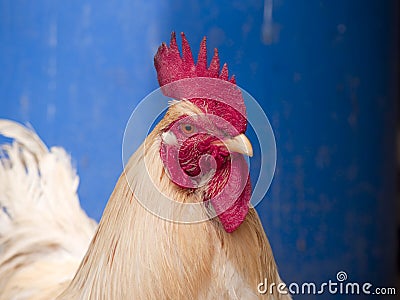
[214,134,253,157]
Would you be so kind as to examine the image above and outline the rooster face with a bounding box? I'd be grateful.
[158,100,253,232]
[152,32,254,232]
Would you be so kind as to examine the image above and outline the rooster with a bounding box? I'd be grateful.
[0,33,291,299]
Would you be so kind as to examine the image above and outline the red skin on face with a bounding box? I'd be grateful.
[160,116,251,232]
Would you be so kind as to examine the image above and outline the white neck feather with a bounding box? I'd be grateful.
[58,135,218,299]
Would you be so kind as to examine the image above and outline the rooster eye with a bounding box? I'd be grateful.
[181,124,195,134]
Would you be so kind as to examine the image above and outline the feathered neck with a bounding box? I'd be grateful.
[58,106,282,299]
[57,127,216,299]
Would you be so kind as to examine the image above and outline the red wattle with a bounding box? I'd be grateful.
[208,153,251,232]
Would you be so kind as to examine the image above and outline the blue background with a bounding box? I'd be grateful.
[1,1,398,299]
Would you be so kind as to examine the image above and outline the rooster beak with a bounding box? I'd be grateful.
[214,134,253,157]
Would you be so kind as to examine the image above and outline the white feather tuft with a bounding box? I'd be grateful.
[0,119,97,299]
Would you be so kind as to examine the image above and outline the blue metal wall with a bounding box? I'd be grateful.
[0,1,397,299]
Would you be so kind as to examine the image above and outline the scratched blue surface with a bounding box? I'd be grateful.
[0,1,397,299]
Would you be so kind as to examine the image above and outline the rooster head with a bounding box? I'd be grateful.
[153,32,253,233]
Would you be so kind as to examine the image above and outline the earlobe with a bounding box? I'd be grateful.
[161,131,178,146]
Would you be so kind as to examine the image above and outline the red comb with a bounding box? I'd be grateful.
[154,32,237,86]
[154,32,247,134]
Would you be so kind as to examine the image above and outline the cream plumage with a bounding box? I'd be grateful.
[0,109,289,299]
[0,119,96,299]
